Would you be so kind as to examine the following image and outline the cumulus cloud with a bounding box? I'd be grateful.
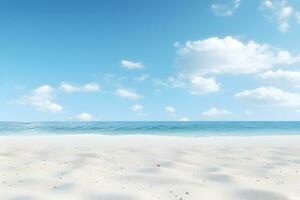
[130,104,143,112]
[260,69,300,87]
[60,83,100,93]
[21,85,63,112]
[260,0,300,32]
[121,59,144,69]
[75,113,93,121]
[168,75,220,95]
[235,86,300,107]
[176,36,297,76]
[165,106,176,113]
[187,76,220,94]
[211,0,241,16]
[201,107,232,116]
[115,89,143,100]
[172,36,300,95]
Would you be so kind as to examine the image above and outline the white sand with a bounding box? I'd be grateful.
[0,135,299,200]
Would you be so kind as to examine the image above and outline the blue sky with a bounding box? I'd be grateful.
[1,0,300,121]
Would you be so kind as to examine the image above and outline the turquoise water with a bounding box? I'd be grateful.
[1,121,300,136]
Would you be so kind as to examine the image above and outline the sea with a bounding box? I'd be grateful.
[0,121,300,136]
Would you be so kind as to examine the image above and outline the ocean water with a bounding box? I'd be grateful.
[0,121,300,136]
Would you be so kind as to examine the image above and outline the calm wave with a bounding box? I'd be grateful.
[1,121,300,136]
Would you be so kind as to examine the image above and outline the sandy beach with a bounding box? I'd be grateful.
[0,135,299,200]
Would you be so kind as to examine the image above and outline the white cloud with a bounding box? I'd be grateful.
[263,0,273,8]
[168,75,220,95]
[188,76,220,94]
[173,36,300,95]
[21,85,63,112]
[235,86,300,107]
[211,0,241,16]
[176,36,296,76]
[201,107,232,116]
[75,113,93,121]
[83,83,100,92]
[60,83,100,93]
[179,117,190,121]
[260,69,300,87]
[165,106,176,113]
[115,89,143,100]
[121,59,144,69]
[130,104,143,112]
[134,74,149,81]
[260,0,299,32]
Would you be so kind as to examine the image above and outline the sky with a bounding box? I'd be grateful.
[1,0,300,121]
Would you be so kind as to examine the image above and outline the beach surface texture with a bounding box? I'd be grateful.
[0,135,299,200]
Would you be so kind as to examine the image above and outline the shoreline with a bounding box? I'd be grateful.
[2,133,300,138]
[1,133,300,145]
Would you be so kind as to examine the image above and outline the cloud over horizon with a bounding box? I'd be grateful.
[20,85,63,112]
[75,113,93,121]
[201,107,232,117]
[165,106,176,113]
[235,86,300,107]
